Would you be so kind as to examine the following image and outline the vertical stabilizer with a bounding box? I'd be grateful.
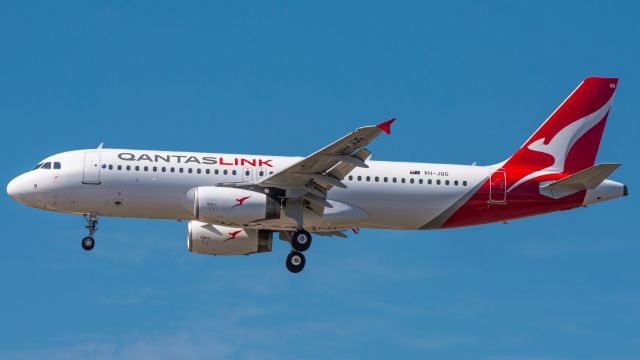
[505,77,618,191]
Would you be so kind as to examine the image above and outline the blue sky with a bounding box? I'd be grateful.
[1,1,639,359]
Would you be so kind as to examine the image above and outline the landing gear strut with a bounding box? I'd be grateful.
[82,213,98,251]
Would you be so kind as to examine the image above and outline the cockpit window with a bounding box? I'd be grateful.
[32,163,43,170]
[53,162,61,169]
[41,162,52,169]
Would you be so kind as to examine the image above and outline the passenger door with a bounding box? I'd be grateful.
[83,152,101,184]
[489,170,506,204]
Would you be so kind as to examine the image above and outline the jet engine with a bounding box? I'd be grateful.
[184,186,281,226]
[187,221,272,255]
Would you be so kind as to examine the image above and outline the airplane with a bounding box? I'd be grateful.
[6,76,628,273]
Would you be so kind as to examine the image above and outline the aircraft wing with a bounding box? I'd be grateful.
[256,118,395,210]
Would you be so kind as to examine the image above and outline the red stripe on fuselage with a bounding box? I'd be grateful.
[441,169,585,228]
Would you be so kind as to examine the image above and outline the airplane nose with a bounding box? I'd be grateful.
[7,175,29,201]
[7,177,19,199]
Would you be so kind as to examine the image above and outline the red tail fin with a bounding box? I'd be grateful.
[504,77,618,189]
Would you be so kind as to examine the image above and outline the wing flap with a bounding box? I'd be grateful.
[327,148,372,181]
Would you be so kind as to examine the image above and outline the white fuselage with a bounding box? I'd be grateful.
[7,149,489,231]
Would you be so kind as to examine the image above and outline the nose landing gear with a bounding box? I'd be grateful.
[82,236,95,251]
[82,213,98,251]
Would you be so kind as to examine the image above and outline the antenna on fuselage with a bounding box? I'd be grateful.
[97,142,104,149]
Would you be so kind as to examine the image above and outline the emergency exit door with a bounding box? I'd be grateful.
[242,167,267,183]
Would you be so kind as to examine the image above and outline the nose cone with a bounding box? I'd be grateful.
[7,177,19,200]
[7,174,30,202]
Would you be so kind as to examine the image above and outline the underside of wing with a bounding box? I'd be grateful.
[255,119,396,214]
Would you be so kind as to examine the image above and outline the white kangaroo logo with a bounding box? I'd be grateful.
[508,96,614,192]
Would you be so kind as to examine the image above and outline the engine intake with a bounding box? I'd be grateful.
[187,221,272,255]
[184,187,281,226]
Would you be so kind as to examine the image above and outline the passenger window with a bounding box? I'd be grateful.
[206,169,210,174]
[223,169,228,175]
[108,165,113,170]
[463,181,468,186]
[384,177,388,182]
[41,162,51,169]
[53,162,61,169]
[357,176,362,181]
[392,178,397,183]
[375,176,379,182]
[245,170,250,176]
[162,167,166,172]
[436,179,441,185]
[188,168,193,174]
[259,171,264,176]
[171,167,175,173]
[135,166,140,171]
[366,176,370,182]
[197,169,201,174]
[179,168,184,173]
[215,169,219,175]
[401,178,406,183]
[454,180,458,186]
[419,179,423,184]
[144,166,148,171]
[117,165,122,170]
[153,166,157,172]
[126,165,131,171]
[445,180,450,185]
[349,175,353,181]
[410,178,414,184]
[428,179,432,184]
[232,170,237,175]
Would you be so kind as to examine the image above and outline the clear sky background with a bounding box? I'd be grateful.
[1,1,638,359]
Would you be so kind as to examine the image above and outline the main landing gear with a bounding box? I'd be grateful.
[286,229,312,273]
[286,251,306,273]
[291,229,312,252]
[82,213,98,251]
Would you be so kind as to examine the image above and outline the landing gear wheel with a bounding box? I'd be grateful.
[286,251,306,273]
[81,236,95,251]
[291,230,312,252]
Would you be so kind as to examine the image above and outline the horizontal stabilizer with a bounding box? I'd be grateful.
[541,163,620,197]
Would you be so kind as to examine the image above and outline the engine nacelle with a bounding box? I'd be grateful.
[187,221,272,255]
[184,186,281,226]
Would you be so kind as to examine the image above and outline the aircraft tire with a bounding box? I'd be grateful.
[286,251,305,273]
[82,236,95,251]
[291,230,312,252]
